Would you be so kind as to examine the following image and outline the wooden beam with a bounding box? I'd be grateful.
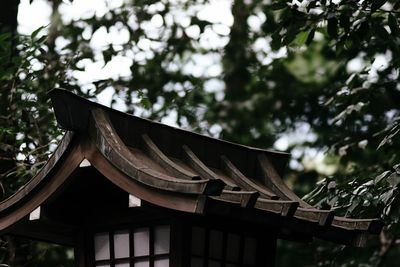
[84,140,206,214]
[183,145,240,191]
[218,190,259,208]
[221,155,278,200]
[295,208,334,226]
[258,154,311,207]
[332,217,383,234]
[255,198,298,217]
[6,219,78,246]
[90,108,223,195]
[142,135,200,180]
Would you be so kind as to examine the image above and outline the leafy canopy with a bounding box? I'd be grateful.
[1,0,400,266]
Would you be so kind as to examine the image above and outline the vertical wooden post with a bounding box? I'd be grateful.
[75,230,91,267]
[170,218,191,267]
[257,231,277,267]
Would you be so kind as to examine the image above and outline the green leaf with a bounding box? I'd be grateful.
[387,172,400,186]
[282,25,298,45]
[348,198,361,213]
[380,188,394,204]
[294,31,308,46]
[36,35,47,44]
[305,28,315,45]
[394,163,400,174]
[0,32,12,44]
[31,26,46,40]
[306,1,317,12]
[374,170,391,184]
[388,14,399,35]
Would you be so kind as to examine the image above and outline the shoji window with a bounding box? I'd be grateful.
[94,225,170,267]
[191,227,257,267]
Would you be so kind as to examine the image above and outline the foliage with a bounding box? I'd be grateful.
[0,28,72,196]
[0,26,77,265]
[272,1,400,266]
[1,0,400,266]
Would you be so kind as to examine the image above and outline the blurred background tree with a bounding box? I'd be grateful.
[1,0,400,266]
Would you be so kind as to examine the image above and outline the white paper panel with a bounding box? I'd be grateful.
[134,259,149,267]
[243,237,257,264]
[134,228,150,256]
[29,206,41,221]
[114,230,130,258]
[209,230,223,259]
[191,257,203,267]
[96,264,110,267]
[208,260,221,267]
[79,158,91,167]
[129,194,141,207]
[191,227,205,255]
[94,232,110,260]
[115,262,130,267]
[154,258,169,267]
[226,233,240,262]
[154,225,170,254]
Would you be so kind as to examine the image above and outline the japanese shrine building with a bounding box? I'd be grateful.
[0,89,382,267]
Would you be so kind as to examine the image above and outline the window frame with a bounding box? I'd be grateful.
[189,224,260,267]
[92,223,171,267]
[87,217,276,267]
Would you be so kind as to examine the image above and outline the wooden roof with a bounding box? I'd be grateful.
[0,89,382,247]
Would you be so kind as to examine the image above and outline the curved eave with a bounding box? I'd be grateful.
[0,134,216,232]
[332,217,383,234]
[0,132,84,231]
[0,131,382,247]
[0,131,75,213]
[207,193,379,246]
[90,108,224,195]
[49,88,290,177]
[256,153,383,233]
